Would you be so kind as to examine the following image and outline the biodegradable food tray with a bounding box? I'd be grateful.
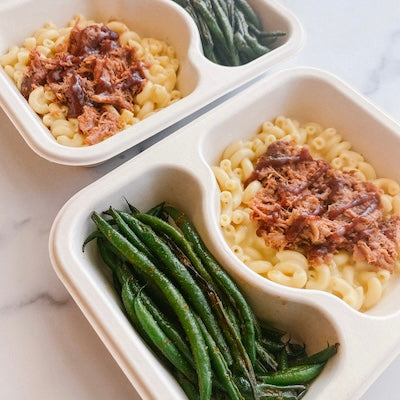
[49,67,400,400]
[0,0,303,166]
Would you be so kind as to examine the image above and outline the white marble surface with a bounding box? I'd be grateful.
[1,1,400,399]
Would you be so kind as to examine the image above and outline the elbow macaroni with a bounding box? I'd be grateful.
[0,15,183,146]
[213,116,400,311]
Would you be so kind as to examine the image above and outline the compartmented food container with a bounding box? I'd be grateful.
[0,0,303,166]
[49,67,400,399]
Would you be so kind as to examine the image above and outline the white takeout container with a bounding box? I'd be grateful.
[49,67,400,399]
[0,0,303,166]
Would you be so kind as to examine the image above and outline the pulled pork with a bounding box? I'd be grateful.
[246,140,400,270]
[21,23,147,144]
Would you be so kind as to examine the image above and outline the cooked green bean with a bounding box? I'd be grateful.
[117,210,232,366]
[210,0,240,65]
[259,320,286,341]
[192,0,230,60]
[134,290,197,382]
[256,341,278,372]
[163,206,258,364]
[135,213,215,286]
[235,8,269,57]
[121,277,172,370]
[163,231,259,398]
[260,337,285,354]
[255,359,268,375]
[234,0,262,30]
[175,371,200,400]
[91,212,212,400]
[107,208,157,264]
[278,349,289,371]
[145,202,166,217]
[195,316,244,400]
[260,363,326,385]
[123,273,194,366]
[291,344,338,366]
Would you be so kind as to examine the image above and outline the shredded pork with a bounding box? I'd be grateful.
[21,23,147,144]
[246,140,400,270]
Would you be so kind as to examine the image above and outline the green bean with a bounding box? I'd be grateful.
[134,290,197,382]
[247,25,286,46]
[107,208,156,264]
[147,211,259,398]
[257,31,286,39]
[258,321,286,341]
[195,316,244,400]
[216,0,228,15]
[163,231,260,398]
[261,337,285,354]
[192,0,230,58]
[97,237,136,286]
[163,206,258,364]
[112,270,122,295]
[256,341,278,372]
[258,382,308,399]
[234,0,262,30]
[135,213,216,286]
[97,236,177,326]
[82,230,103,251]
[198,21,218,62]
[175,371,200,400]
[291,344,338,366]
[99,235,171,314]
[145,202,166,217]
[235,377,306,400]
[97,237,136,287]
[117,211,232,366]
[244,32,270,57]
[124,274,194,366]
[224,0,236,27]
[91,212,212,400]
[256,30,286,47]
[235,9,269,57]
[182,2,217,63]
[257,389,300,399]
[234,28,256,64]
[258,384,308,392]
[260,363,326,385]
[278,349,289,371]
[255,359,268,375]
[226,305,241,340]
[210,0,240,65]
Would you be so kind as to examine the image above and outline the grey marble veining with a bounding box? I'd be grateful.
[1,1,400,399]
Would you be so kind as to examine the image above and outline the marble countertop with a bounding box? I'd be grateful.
[1,1,399,399]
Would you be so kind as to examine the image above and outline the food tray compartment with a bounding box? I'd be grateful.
[0,0,304,166]
[49,67,400,399]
